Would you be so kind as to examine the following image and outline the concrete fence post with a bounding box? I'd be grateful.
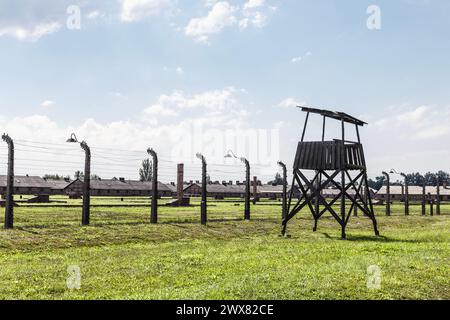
[2,134,14,229]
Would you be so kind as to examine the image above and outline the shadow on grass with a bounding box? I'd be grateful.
[9,217,283,230]
[15,223,80,230]
[321,232,423,243]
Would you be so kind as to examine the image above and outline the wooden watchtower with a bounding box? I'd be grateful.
[281,107,380,239]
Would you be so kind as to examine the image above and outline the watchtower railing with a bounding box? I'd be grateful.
[293,141,366,171]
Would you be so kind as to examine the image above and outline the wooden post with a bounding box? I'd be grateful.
[244,158,250,220]
[340,119,346,239]
[317,117,325,219]
[421,181,426,216]
[252,176,258,204]
[197,154,207,225]
[147,148,158,224]
[301,112,310,142]
[402,173,409,216]
[436,178,441,215]
[382,172,391,216]
[428,193,434,216]
[2,134,14,229]
[80,141,91,226]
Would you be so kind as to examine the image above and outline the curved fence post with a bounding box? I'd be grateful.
[147,148,158,224]
[277,161,287,220]
[196,153,207,225]
[2,134,14,229]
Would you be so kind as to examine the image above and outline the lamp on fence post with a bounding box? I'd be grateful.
[196,153,207,225]
[225,150,250,220]
[67,133,91,226]
[277,161,287,220]
[391,169,409,216]
[382,171,391,216]
[2,134,14,229]
[147,148,158,224]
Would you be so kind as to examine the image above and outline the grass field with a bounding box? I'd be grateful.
[0,196,449,300]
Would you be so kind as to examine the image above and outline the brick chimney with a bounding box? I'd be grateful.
[177,164,184,201]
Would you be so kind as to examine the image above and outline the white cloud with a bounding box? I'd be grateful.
[397,105,428,126]
[145,88,240,113]
[185,2,238,43]
[243,0,265,10]
[0,22,60,41]
[291,51,312,64]
[86,10,106,20]
[0,0,81,41]
[40,100,55,108]
[372,105,450,140]
[163,66,184,74]
[415,125,450,139]
[144,104,178,117]
[204,0,218,7]
[240,0,269,29]
[185,1,276,42]
[277,97,305,108]
[0,1,274,43]
[120,0,171,22]
[0,88,281,180]
[109,92,128,99]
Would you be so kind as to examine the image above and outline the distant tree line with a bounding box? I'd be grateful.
[43,174,71,181]
[267,170,450,191]
[74,171,101,181]
[368,170,449,191]
[267,172,284,185]
[42,173,101,181]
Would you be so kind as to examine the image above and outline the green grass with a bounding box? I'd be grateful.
[0,197,449,300]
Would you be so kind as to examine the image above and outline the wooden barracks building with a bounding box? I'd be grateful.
[1,175,296,200]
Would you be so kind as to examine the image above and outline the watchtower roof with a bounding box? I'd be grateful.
[300,106,367,126]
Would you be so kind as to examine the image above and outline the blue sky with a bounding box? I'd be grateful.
[0,0,449,182]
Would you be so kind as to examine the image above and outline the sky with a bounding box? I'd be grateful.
[0,0,449,183]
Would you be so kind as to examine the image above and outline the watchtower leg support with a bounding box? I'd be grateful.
[282,168,379,239]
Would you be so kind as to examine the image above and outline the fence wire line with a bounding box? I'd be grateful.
[10,139,283,168]
[1,139,289,182]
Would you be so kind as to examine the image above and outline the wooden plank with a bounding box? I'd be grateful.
[311,142,319,168]
[323,143,328,170]
[336,141,342,169]
[344,146,350,166]
[294,142,304,169]
[317,142,324,170]
[352,146,359,167]
[297,142,306,169]
[331,142,336,170]
[305,142,312,168]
